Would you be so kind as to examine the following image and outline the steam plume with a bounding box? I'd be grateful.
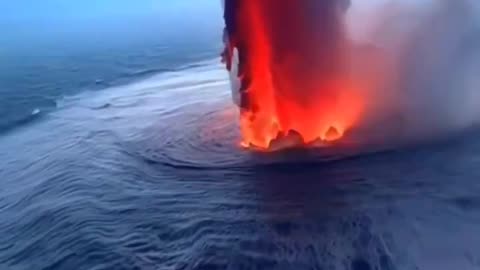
[223,0,480,149]
[349,0,480,144]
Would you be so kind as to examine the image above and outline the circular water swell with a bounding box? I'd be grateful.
[1,60,480,269]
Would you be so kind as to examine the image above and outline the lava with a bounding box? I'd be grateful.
[223,0,365,150]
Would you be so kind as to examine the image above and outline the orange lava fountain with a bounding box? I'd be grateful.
[223,0,365,149]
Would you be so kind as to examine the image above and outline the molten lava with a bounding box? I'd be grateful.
[224,0,364,149]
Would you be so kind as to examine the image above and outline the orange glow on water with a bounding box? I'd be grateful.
[229,1,365,150]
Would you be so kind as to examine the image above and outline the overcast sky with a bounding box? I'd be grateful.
[0,1,223,48]
[1,1,221,22]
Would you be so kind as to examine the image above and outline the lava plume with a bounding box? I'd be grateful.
[223,0,364,149]
[223,0,480,150]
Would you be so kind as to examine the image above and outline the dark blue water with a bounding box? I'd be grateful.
[0,25,222,133]
[2,3,480,270]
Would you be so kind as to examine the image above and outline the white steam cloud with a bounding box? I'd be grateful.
[346,0,480,144]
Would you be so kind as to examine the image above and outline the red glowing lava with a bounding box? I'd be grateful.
[224,0,365,149]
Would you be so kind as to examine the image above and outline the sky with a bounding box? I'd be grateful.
[0,1,223,48]
[0,0,224,59]
[1,1,221,22]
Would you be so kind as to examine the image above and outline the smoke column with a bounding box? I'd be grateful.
[223,0,480,150]
[348,0,480,145]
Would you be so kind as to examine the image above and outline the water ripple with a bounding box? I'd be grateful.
[1,61,480,270]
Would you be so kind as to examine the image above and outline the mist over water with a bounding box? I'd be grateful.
[347,0,480,145]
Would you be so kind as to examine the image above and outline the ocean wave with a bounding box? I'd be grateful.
[1,59,480,270]
[0,58,222,135]
[0,108,45,135]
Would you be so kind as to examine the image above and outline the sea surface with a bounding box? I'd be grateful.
[2,6,480,270]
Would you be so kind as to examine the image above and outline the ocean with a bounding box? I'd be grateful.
[1,2,480,270]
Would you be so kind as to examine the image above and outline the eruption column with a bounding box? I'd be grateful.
[223,0,365,149]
